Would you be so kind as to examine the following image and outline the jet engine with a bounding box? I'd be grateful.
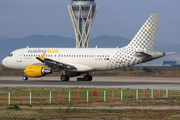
[25,65,52,77]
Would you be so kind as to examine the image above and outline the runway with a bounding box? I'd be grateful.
[0,76,180,89]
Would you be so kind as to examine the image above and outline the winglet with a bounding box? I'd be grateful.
[36,54,45,63]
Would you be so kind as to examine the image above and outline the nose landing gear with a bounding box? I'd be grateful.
[22,76,28,81]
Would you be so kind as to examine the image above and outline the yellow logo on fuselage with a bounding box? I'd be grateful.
[47,49,59,53]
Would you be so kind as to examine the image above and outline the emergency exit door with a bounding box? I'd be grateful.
[17,51,23,62]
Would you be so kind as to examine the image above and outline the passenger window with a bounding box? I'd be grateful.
[92,55,94,57]
[97,55,99,57]
[84,55,86,57]
[89,55,91,57]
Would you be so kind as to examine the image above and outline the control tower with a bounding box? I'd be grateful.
[68,0,98,48]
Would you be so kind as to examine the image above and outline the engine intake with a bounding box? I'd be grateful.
[25,65,52,78]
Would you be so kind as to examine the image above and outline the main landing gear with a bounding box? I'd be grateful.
[22,76,28,81]
[60,75,93,81]
[84,75,93,81]
[61,75,70,81]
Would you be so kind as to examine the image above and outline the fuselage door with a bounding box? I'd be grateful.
[17,51,23,62]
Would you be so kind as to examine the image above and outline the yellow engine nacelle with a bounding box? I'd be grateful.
[25,65,52,78]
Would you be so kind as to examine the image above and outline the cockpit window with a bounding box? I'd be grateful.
[8,54,13,57]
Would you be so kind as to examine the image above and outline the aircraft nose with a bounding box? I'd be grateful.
[2,58,7,66]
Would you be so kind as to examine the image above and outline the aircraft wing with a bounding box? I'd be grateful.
[36,54,77,69]
[44,58,76,69]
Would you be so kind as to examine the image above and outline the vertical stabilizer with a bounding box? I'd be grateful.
[126,14,161,51]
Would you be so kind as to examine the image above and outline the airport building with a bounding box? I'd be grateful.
[68,0,98,48]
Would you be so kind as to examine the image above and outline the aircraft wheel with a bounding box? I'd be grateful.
[61,75,70,81]
[22,76,28,81]
[84,75,92,81]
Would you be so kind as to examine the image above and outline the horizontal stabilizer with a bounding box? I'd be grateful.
[135,51,165,63]
[134,52,151,57]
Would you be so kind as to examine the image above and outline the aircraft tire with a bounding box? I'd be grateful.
[84,75,92,81]
[22,76,28,81]
[61,75,70,81]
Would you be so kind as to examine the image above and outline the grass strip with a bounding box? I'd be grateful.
[0,109,180,119]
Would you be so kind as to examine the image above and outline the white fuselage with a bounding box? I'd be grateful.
[2,47,141,72]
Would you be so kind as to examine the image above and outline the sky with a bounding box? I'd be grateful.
[0,0,180,44]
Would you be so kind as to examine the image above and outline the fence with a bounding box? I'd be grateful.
[0,89,179,105]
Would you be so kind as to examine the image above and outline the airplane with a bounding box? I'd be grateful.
[2,14,165,81]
